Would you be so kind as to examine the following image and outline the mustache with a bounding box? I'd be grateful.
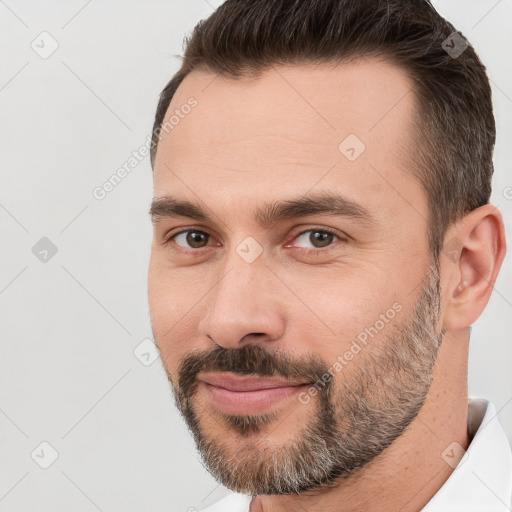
[174,343,330,401]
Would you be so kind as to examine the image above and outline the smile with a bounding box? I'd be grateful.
[198,372,311,415]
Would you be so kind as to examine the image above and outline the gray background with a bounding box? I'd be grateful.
[0,1,511,511]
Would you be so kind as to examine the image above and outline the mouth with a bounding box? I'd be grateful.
[197,372,312,415]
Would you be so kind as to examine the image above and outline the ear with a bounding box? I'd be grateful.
[440,204,507,331]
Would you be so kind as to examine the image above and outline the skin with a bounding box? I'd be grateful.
[148,58,506,511]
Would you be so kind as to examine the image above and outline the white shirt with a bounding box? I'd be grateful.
[199,398,512,512]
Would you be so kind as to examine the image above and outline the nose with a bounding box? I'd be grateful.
[197,252,286,349]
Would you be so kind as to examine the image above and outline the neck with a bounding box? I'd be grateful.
[250,330,469,512]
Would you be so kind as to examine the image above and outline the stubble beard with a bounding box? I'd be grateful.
[168,261,443,495]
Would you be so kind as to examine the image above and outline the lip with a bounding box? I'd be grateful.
[198,372,311,415]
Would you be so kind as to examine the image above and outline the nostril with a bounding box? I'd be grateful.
[239,333,269,344]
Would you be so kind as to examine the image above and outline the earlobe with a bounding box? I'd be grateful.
[441,204,506,331]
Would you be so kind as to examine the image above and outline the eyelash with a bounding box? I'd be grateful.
[163,227,346,257]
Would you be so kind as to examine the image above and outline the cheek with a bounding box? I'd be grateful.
[289,267,388,322]
[285,269,404,363]
[148,263,196,373]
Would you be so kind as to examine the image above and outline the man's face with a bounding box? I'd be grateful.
[148,59,444,494]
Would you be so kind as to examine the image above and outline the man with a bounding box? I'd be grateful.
[147,0,511,510]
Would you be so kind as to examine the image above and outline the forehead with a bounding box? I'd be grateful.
[153,58,424,228]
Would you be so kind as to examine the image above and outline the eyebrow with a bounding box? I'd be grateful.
[149,191,374,228]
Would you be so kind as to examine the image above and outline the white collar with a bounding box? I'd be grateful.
[421,397,512,511]
[201,398,512,511]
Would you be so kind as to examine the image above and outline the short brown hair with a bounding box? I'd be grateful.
[150,0,495,257]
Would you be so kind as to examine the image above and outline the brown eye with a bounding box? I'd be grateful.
[310,231,334,247]
[173,230,210,249]
[293,229,340,250]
